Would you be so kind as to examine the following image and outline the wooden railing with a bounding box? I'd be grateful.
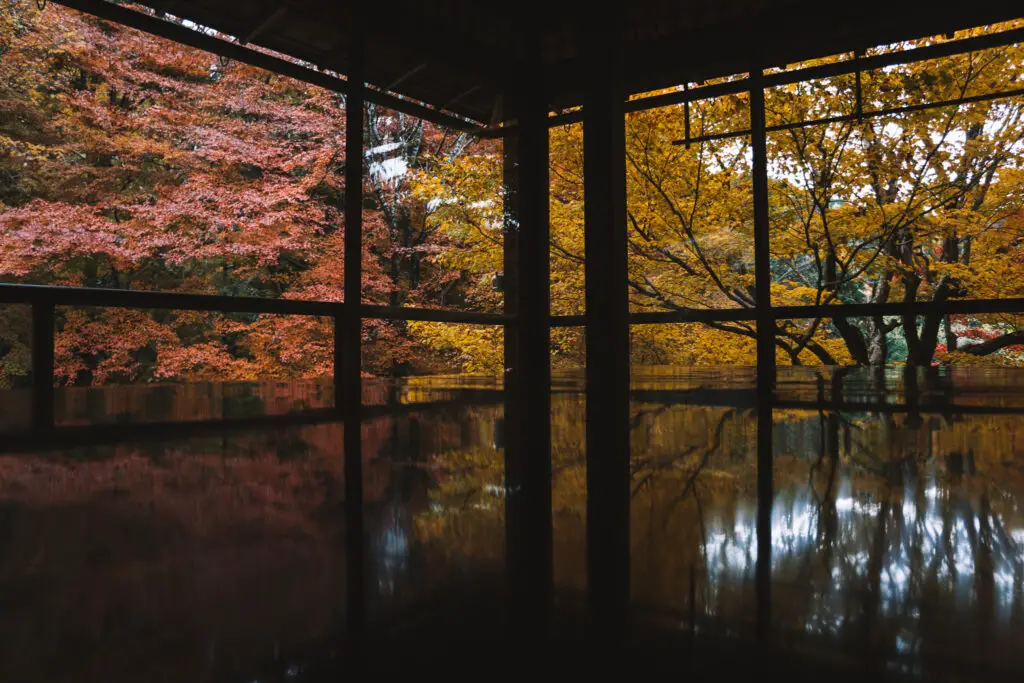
[0,282,508,433]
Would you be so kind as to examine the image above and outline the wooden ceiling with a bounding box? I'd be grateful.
[59,0,1024,127]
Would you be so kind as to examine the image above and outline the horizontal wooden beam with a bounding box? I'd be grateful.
[6,286,1021,326]
[628,298,1024,325]
[544,2,1024,118]
[0,283,515,324]
[0,282,341,316]
[361,304,509,325]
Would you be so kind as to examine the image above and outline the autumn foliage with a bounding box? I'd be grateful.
[0,3,493,385]
[2,6,1024,389]
[418,23,1024,370]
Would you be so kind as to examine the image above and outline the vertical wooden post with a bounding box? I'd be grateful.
[502,126,524,619]
[583,19,631,637]
[750,69,775,642]
[31,299,55,431]
[333,309,343,412]
[343,30,366,641]
[750,73,775,385]
[503,51,553,636]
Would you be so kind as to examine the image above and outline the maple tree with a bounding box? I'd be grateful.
[417,26,1024,369]
[2,5,1024,388]
[0,2,356,384]
[0,3,497,386]
[765,37,1024,367]
[360,104,505,374]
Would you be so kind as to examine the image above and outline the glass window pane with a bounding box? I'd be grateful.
[939,313,1024,366]
[632,322,758,368]
[0,304,31,389]
[769,98,1024,307]
[626,101,754,313]
[765,73,859,127]
[53,307,334,386]
[0,304,32,433]
[774,314,1023,368]
[0,4,345,302]
[552,326,586,594]
[396,322,503,377]
[361,105,503,314]
[550,123,585,316]
[48,306,332,425]
[862,42,1024,110]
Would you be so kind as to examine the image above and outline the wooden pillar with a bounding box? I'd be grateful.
[343,32,366,641]
[31,299,55,431]
[503,57,553,635]
[502,127,524,619]
[583,21,631,636]
[749,69,774,642]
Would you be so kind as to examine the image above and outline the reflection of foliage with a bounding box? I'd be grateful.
[770,412,1024,671]
[413,446,505,567]
[551,391,586,589]
[427,446,504,507]
[620,401,1024,674]
[628,405,760,625]
[0,426,347,682]
[630,407,744,499]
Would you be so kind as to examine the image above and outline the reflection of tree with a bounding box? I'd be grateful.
[776,407,1024,675]
[374,406,506,615]
[631,408,733,520]
[0,427,348,683]
[0,395,512,682]
[374,371,1024,676]
[623,374,1024,675]
[629,403,759,627]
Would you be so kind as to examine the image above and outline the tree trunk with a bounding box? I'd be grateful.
[389,252,401,307]
[943,314,957,354]
[866,315,889,366]
[824,250,870,365]
[864,499,891,656]
[833,317,870,365]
